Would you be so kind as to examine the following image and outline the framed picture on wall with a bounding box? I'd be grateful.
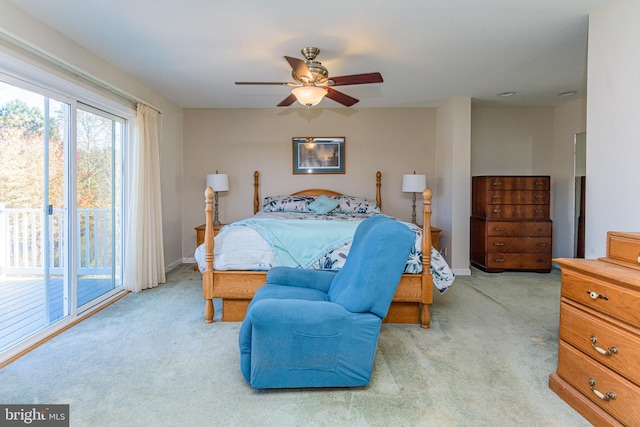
[292,137,345,174]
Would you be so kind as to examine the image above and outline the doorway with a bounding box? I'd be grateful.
[574,132,586,258]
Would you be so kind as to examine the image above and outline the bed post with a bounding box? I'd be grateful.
[375,171,382,210]
[203,186,215,323]
[420,188,433,328]
[253,171,260,214]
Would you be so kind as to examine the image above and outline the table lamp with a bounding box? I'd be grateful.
[206,172,229,226]
[402,172,427,225]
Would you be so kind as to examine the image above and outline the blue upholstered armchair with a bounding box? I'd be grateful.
[238,216,415,389]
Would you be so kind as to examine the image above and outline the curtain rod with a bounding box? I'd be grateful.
[0,29,162,113]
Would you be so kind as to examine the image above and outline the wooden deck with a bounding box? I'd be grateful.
[0,276,116,352]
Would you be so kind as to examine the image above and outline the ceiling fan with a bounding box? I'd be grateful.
[235,47,383,107]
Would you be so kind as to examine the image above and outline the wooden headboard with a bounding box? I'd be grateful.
[252,171,383,214]
[291,189,343,197]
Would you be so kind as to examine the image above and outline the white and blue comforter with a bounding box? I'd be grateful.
[195,211,455,293]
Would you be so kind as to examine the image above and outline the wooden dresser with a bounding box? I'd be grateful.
[470,175,552,272]
[550,232,640,426]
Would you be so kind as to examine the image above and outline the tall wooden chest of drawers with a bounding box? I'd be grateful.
[550,232,640,426]
[470,175,552,272]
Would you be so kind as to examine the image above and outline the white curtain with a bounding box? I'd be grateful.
[124,103,166,292]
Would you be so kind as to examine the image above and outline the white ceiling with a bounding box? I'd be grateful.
[9,0,610,109]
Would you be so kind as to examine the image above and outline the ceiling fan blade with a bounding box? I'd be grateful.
[277,93,297,107]
[235,81,297,86]
[326,88,359,107]
[284,56,312,81]
[330,72,383,86]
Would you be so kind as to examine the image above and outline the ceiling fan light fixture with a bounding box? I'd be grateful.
[291,86,327,107]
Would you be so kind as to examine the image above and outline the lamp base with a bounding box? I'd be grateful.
[213,191,221,226]
[410,192,418,225]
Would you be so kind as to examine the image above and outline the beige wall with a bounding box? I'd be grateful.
[184,103,586,272]
[471,103,587,260]
[436,98,471,274]
[586,0,640,257]
[552,99,587,259]
[182,108,437,258]
[471,107,555,176]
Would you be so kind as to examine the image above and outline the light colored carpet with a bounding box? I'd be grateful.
[0,264,591,427]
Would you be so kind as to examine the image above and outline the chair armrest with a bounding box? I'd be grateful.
[266,266,336,293]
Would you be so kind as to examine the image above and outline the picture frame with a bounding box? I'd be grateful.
[292,137,345,174]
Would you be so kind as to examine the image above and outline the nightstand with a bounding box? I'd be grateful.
[430,227,441,251]
[194,223,225,271]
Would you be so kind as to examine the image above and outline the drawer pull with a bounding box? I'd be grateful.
[590,336,618,356]
[536,228,548,232]
[535,195,544,199]
[493,242,505,246]
[589,378,616,401]
[587,291,609,301]
[493,258,504,263]
[493,227,505,231]
[535,209,544,213]
[536,243,548,247]
[535,182,545,186]
[492,195,503,199]
[493,209,502,213]
[492,182,503,186]
[536,258,547,263]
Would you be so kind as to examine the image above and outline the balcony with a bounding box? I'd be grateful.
[0,206,118,352]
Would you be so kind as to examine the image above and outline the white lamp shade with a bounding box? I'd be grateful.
[291,86,328,107]
[206,174,229,192]
[402,174,426,193]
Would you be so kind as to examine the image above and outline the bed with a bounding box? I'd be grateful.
[197,171,454,328]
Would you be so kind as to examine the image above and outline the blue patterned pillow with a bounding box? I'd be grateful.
[308,195,339,214]
[331,195,380,214]
[262,195,315,212]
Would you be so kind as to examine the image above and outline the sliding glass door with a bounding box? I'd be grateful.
[0,78,125,354]
[75,105,123,309]
[0,82,70,351]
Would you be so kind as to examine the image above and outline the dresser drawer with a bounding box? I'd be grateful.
[486,221,552,237]
[487,237,551,253]
[559,299,640,386]
[484,204,549,220]
[476,176,550,191]
[561,269,640,329]
[605,231,640,269]
[557,340,640,426]
[485,190,549,205]
[485,252,551,270]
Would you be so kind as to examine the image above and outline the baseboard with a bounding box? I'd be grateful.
[165,258,183,273]
[183,257,196,264]
[453,268,471,276]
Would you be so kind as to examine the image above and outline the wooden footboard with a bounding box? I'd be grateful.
[202,171,434,328]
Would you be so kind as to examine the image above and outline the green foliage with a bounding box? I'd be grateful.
[0,99,45,136]
[0,99,61,208]
[0,98,116,210]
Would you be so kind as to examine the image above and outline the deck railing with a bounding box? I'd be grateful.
[0,205,113,276]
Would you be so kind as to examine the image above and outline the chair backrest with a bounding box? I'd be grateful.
[327,216,415,318]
